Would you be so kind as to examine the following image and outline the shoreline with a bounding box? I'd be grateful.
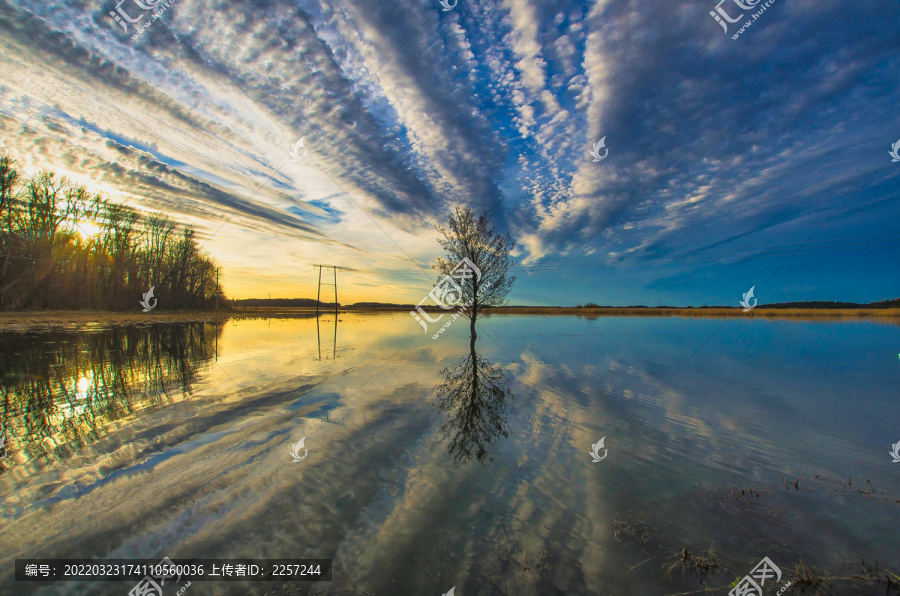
[1,306,899,332]
[0,310,232,332]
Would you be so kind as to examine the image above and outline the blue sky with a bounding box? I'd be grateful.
[0,0,898,305]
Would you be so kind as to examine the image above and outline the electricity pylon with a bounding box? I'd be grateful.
[313,265,340,316]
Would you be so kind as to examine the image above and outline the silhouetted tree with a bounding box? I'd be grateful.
[0,155,223,311]
[435,207,515,347]
[0,155,21,308]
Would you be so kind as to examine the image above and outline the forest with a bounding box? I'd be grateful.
[0,155,223,311]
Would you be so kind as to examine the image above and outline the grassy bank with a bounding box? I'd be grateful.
[2,305,899,332]
[0,310,232,332]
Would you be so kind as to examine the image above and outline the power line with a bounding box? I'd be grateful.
[295,233,900,274]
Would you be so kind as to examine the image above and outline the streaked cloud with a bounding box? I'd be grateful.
[0,0,897,303]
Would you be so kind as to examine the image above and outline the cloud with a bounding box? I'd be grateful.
[1,0,897,300]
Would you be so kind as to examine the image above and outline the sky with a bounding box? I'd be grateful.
[0,0,898,306]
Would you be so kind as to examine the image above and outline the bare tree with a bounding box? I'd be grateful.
[22,172,74,307]
[144,212,174,285]
[0,161,222,311]
[0,155,21,307]
[435,207,515,345]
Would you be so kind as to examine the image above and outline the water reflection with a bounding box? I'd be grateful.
[0,323,220,474]
[315,314,338,361]
[1,316,897,595]
[435,337,514,465]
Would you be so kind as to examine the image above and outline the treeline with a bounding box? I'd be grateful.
[0,155,223,311]
[757,298,900,309]
[572,299,900,309]
[233,298,336,308]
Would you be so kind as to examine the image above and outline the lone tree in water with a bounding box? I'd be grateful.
[435,207,515,345]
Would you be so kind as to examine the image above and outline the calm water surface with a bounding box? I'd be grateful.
[1,314,898,595]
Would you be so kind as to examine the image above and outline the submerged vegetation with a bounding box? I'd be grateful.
[610,480,900,595]
[0,155,223,311]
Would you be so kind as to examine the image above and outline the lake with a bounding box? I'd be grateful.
[1,313,898,595]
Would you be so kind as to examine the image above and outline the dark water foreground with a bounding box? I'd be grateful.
[0,314,898,595]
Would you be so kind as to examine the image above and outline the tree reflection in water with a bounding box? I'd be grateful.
[435,338,514,465]
[0,323,220,473]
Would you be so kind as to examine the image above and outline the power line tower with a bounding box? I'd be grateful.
[313,265,340,316]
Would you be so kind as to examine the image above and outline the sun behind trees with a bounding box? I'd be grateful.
[0,155,223,311]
